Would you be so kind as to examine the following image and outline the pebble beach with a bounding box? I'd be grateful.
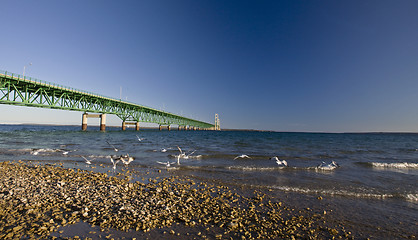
[0,160,352,239]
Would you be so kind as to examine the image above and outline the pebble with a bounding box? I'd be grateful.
[0,161,351,239]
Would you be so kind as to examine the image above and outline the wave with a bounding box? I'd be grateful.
[370,162,418,169]
[269,185,418,203]
[225,165,336,172]
[227,166,286,171]
[405,193,418,202]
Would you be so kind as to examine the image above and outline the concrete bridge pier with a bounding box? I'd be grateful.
[159,125,171,131]
[82,113,88,131]
[122,121,140,131]
[82,113,106,131]
[100,114,106,131]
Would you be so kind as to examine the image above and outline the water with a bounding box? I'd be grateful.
[0,124,417,238]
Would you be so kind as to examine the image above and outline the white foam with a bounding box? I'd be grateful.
[371,162,418,169]
[270,185,395,200]
[405,193,418,203]
[227,166,281,171]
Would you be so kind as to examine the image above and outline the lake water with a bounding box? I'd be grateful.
[0,124,416,238]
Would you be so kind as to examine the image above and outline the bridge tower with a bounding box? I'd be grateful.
[215,114,221,131]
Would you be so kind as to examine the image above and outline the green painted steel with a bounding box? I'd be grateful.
[0,70,214,129]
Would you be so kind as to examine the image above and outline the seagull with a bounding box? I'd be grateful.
[177,146,187,159]
[31,148,47,155]
[81,156,95,165]
[234,154,251,160]
[136,135,145,142]
[121,154,134,166]
[317,161,339,170]
[157,161,176,167]
[31,149,41,155]
[271,156,288,167]
[161,148,167,153]
[177,154,181,165]
[110,156,120,170]
[175,146,198,160]
[56,149,71,155]
[106,141,119,152]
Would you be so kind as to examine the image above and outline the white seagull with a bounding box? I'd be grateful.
[234,154,251,160]
[175,146,198,161]
[161,148,167,153]
[177,146,187,159]
[157,161,176,167]
[271,156,287,167]
[57,149,71,155]
[81,156,95,165]
[106,141,119,152]
[136,135,145,142]
[121,154,135,166]
[110,156,120,170]
[317,161,339,170]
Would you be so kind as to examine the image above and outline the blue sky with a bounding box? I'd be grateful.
[1,0,418,132]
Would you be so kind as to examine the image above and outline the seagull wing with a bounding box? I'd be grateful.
[188,150,196,156]
[177,146,183,154]
[106,141,118,151]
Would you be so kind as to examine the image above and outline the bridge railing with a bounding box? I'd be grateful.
[0,69,211,125]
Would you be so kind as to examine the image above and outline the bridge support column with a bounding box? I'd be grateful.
[168,125,171,131]
[135,122,140,131]
[82,113,105,131]
[178,126,182,131]
[122,121,126,131]
[159,125,162,131]
[82,113,88,131]
[100,114,106,131]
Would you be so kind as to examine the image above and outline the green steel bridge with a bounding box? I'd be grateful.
[0,70,216,131]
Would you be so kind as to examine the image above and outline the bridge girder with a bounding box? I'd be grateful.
[0,71,214,129]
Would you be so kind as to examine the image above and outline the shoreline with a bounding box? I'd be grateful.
[0,161,352,239]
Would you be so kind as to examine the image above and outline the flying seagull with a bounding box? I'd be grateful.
[120,154,135,166]
[157,161,176,167]
[106,141,119,152]
[234,154,251,160]
[110,156,120,170]
[81,156,95,165]
[270,156,288,167]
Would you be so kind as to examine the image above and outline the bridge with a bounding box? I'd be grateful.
[0,70,218,131]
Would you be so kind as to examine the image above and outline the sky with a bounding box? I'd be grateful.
[1,0,418,132]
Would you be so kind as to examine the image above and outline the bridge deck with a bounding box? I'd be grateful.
[0,70,214,129]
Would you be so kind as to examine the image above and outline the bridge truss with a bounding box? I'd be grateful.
[0,70,214,130]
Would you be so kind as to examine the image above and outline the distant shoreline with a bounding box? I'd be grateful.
[1,123,418,134]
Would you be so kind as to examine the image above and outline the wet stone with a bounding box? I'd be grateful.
[0,161,353,239]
